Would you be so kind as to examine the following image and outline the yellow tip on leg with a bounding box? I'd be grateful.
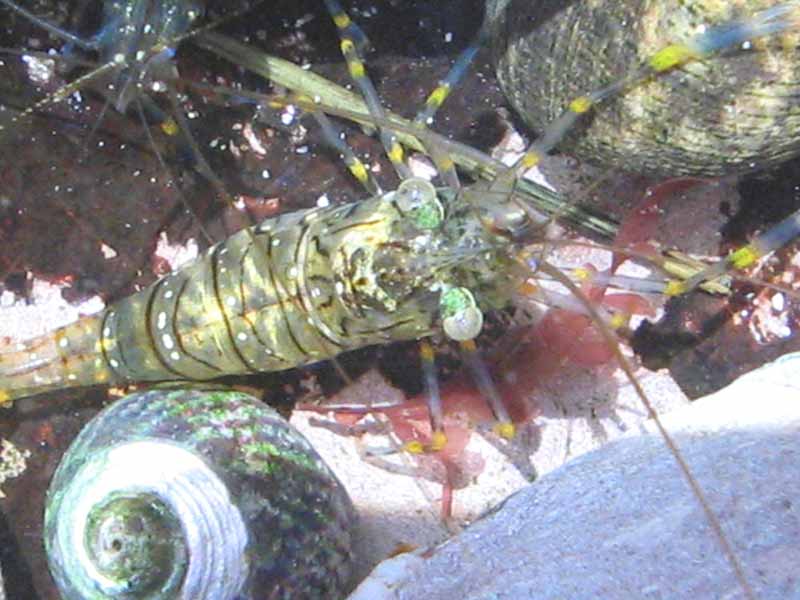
[730,244,761,270]
[521,152,541,169]
[348,161,369,184]
[420,341,436,361]
[160,118,179,137]
[426,84,451,109]
[438,156,455,171]
[494,422,516,440]
[572,267,591,281]
[403,440,425,454]
[387,143,404,165]
[347,58,366,80]
[340,38,357,55]
[430,430,448,452]
[649,43,699,72]
[664,279,687,297]
[333,13,351,29]
[517,280,538,296]
[610,312,629,330]
[569,95,593,114]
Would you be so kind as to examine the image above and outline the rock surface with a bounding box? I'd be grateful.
[349,352,800,599]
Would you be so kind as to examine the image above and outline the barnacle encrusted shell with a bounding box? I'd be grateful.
[488,0,800,176]
[44,388,355,599]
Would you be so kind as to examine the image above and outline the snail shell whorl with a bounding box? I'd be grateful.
[489,0,800,176]
[45,389,355,600]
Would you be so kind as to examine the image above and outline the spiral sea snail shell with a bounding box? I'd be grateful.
[44,388,355,599]
[488,0,800,176]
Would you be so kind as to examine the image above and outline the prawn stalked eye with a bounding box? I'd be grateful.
[440,287,483,341]
[394,176,443,229]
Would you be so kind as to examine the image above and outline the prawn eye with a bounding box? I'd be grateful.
[440,287,483,341]
[394,177,443,229]
[487,203,532,239]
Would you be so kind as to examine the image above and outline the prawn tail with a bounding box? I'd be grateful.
[0,312,117,406]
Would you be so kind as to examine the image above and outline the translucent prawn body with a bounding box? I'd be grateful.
[0,179,519,403]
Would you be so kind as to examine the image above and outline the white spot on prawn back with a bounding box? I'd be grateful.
[157,312,168,330]
[162,334,175,350]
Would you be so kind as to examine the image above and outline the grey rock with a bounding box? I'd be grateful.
[350,352,800,599]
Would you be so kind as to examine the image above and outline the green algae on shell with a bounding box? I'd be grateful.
[44,388,355,599]
[489,0,800,176]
